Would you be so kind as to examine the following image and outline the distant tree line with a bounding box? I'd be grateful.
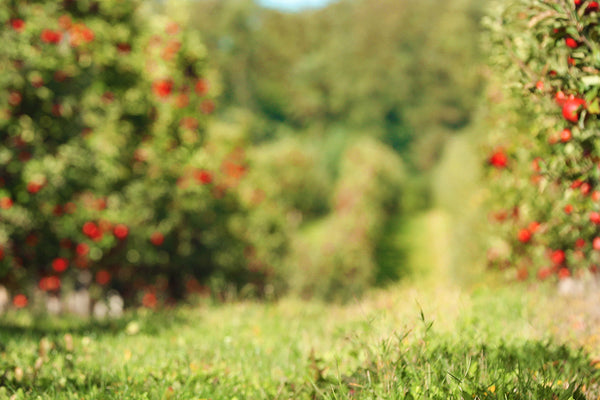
[182,0,485,169]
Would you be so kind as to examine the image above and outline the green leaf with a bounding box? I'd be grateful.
[581,76,600,87]
[585,86,599,103]
[587,98,600,114]
[566,26,579,38]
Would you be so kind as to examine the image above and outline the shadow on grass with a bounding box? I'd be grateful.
[374,214,421,286]
[0,307,196,339]
[312,334,599,399]
[1,360,208,399]
[0,318,130,341]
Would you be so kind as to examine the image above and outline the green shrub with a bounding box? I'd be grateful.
[242,136,331,218]
[287,137,405,301]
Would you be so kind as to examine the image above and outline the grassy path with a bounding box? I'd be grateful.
[1,211,599,399]
[404,209,452,283]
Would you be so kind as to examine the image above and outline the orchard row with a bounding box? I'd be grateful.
[485,0,600,282]
[0,0,227,310]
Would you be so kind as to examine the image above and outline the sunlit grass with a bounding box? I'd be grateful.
[1,210,599,399]
[1,282,598,399]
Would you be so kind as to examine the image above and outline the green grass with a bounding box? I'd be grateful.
[2,210,600,399]
[1,285,599,399]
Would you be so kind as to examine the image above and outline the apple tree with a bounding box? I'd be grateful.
[0,0,234,308]
[484,0,600,281]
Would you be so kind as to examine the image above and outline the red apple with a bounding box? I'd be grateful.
[52,257,68,273]
[518,228,532,243]
[0,197,13,209]
[200,99,215,114]
[535,80,544,91]
[8,92,22,106]
[180,117,198,130]
[551,249,565,265]
[76,243,89,256]
[562,97,586,123]
[12,294,28,308]
[528,221,541,233]
[51,103,63,117]
[565,37,579,49]
[40,29,62,44]
[165,22,179,35]
[116,42,132,53]
[195,79,209,96]
[194,169,213,185]
[175,93,189,108]
[83,221,99,238]
[150,231,164,246]
[53,205,64,216]
[39,276,61,291]
[10,19,25,32]
[64,202,77,214]
[96,270,111,285]
[152,79,173,98]
[82,221,103,241]
[555,91,567,106]
[54,70,69,82]
[31,76,44,88]
[113,224,129,240]
[537,267,552,280]
[581,182,591,196]
[489,149,508,168]
[27,182,43,194]
[68,23,95,47]
[58,15,72,30]
[558,268,571,279]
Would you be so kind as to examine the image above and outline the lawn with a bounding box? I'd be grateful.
[1,212,599,399]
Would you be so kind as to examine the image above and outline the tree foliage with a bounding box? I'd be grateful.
[0,0,488,307]
[484,0,600,281]
[186,0,485,167]
[0,0,240,306]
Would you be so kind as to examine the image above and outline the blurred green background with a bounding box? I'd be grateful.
[1,0,491,306]
[163,0,491,298]
[6,4,600,398]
